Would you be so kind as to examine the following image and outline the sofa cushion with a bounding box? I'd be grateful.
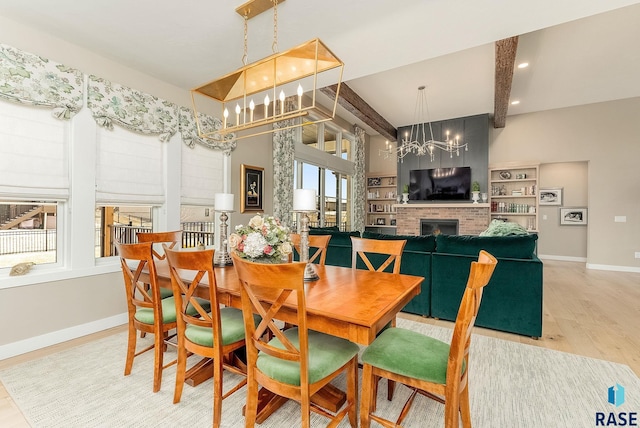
[479,219,529,236]
[435,234,537,259]
[362,231,436,253]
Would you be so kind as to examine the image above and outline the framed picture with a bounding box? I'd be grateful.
[560,207,588,225]
[240,164,263,213]
[539,188,563,205]
[390,219,397,226]
[368,177,381,186]
[376,218,386,225]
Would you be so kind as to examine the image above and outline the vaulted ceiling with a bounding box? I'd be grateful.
[1,0,639,137]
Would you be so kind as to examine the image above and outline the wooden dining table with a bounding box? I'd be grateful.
[151,260,423,421]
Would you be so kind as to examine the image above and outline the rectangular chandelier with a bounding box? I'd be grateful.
[191,36,344,141]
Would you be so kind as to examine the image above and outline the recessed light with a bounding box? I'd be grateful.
[517,62,529,69]
[511,100,520,105]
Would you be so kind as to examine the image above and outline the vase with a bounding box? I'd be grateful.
[402,193,409,204]
[472,191,480,204]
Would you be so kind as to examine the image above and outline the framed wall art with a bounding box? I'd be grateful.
[560,207,588,225]
[240,164,263,213]
[539,188,563,206]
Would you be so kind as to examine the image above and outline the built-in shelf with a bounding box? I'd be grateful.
[489,163,539,232]
[367,172,397,230]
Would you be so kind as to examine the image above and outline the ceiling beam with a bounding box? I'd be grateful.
[320,83,397,142]
[494,36,519,128]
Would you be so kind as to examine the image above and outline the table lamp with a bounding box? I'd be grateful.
[213,193,234,266]
[293,188,319,281]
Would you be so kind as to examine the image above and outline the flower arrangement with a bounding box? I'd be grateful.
[229,214,293,263]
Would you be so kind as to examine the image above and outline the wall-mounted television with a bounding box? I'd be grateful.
[409,167,471,201]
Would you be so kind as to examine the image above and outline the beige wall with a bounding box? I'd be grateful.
[537,162,588,259]
[490,97,640,268]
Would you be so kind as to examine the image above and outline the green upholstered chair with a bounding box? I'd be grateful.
[137,230,183,299]
[164,246,249,428]
[116,241,182,393]
[232,252,359,428]
[360,250,498,428]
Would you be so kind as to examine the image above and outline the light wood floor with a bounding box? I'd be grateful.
[1,260,639,427]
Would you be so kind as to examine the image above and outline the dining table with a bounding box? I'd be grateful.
[151,260,424,422]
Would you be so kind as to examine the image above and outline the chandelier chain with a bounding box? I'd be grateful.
[242,13,249,65]
[272,0,279,53]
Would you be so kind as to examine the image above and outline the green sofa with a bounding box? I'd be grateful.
[307,228,543,338]
[431,234,543,338]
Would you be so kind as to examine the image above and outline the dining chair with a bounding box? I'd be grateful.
[359,250,498,428]
[350,236,408,400]
[290,233,331,265]
[136,230,182,260]
[350,236,406,274]
[231,252,359,428]
[116,241,179,393]
[163,246,252,428]
[137,230,182,299]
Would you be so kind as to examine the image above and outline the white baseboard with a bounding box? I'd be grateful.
[0,313,128,361]
[586,263,640,273]
[539,255,640,273]
[538,254,587,263]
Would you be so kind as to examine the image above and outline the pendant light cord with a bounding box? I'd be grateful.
[272,0,279,53]
[242,13,249,65]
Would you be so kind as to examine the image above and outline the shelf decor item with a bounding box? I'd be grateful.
[499,171,512,180]
[367,177,381,186]
[402,184,409,204]
[471,181,481,204]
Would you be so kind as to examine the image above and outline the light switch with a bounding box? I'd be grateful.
[614,216,627,223]
[542,215,548,220]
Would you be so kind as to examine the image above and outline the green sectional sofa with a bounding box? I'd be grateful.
[307,227,543,338]
[431,234,543,338]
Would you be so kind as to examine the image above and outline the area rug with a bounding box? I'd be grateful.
[1,318,639,427]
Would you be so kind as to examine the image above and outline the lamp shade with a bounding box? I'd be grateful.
[293,189,316,211]
[214,193,234,211]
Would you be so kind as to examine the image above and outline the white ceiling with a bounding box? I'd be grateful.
[1,0,639,135]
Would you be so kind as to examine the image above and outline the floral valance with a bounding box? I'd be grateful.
[87,75,178,142]
[0,43,83,119]
[0,43,235,152]
[178,106,236,154]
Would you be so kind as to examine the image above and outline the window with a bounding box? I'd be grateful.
[0,101,68,273]
[294,121,355,231]
[94,205,153,258]
[0,201,58,269]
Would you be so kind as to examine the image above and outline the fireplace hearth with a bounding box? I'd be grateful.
[421,219,459,236]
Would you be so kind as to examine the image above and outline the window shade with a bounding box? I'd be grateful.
[181,142,224,206]
[0,102,68,198]
[95,126,164,204]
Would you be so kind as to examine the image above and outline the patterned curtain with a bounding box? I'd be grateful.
[272,99,296,226]
[0,43,83,119]
[353,125,366,232]
[87,75,178,141]
[178,106,236,154]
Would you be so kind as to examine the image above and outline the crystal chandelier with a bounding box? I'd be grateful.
[191,0,344,142]
[379,86,468,162]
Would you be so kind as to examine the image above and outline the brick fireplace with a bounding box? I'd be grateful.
[395,203,490,236]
